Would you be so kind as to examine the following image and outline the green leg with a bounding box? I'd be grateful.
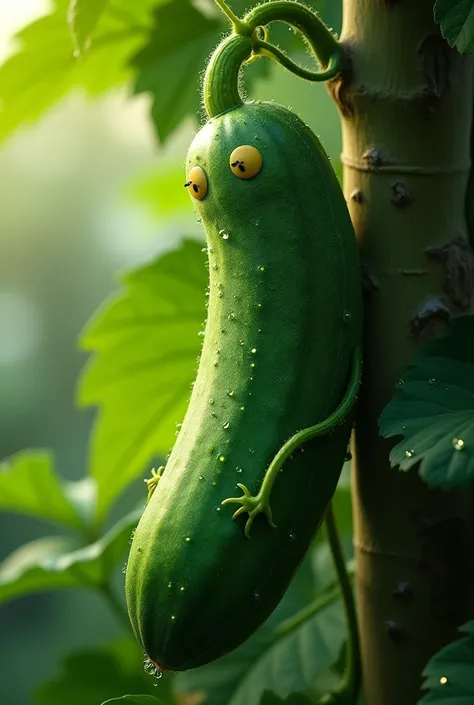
[145,466,164,503]
[222,346,362,537]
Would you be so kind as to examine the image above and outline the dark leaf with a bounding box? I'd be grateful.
[379,316,474,488]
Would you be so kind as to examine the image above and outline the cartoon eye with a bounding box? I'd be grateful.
[184,166,208,200]
[229,145,263,180]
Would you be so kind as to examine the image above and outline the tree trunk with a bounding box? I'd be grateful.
[329,1,474,704]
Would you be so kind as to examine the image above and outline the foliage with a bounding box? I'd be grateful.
[34,638,173,705]
[0,450,92,533]
[78,239,206,521]
[418,621,474,704]
[0,509,139,602]
[434,0,474,53]
[379,316,474,489]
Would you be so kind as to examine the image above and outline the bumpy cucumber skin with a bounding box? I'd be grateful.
[126,101,362,671]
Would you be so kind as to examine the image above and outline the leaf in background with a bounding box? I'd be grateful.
[0,0,156,142]
[103,697,164,705]
[35,638,174,705]
[0,510,140,603]
[434,0,474,54]
[126,166,191,218]
[131,0,270,143]
[379,315,474,489]
[175,540,348,705]
[78,239,206,521]
[68,0,110,53]
[0,450,88,532]
[418,620,474,704]
[259,692,314,705]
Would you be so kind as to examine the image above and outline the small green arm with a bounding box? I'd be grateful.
[222,347,362,537]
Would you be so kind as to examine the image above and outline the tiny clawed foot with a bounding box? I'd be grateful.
[221,483,277,538]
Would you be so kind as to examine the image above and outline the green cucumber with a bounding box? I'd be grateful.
[126,2,362,674]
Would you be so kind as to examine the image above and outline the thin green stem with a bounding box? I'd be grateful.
[100,581,133,633]
[321,503,361,705]
[253,39,341,82]
[213,0,253,36]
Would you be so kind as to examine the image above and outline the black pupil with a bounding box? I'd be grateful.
[192,184,199,193]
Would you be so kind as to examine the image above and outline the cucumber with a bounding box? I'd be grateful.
[126,8,362,674]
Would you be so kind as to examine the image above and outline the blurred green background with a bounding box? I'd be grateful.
[0,1,342,703]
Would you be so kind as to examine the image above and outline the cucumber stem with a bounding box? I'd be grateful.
[204,0,342,118]
[213,0,253,36]
[322,502,361,705]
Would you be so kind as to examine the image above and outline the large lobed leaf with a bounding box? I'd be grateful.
[0,0,158,143]
[379,316,474,489]
[68,0,110,53]
[0,450,92,532]
[434,0,474,54]
[78,239,207,520]
[0,509,140,603]
[418,620,474,704]
[131,0,270,142]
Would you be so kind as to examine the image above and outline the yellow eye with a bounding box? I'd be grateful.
[229,145,263,180]
[185,166,207,200]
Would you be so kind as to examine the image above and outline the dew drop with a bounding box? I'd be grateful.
[397,378,404,386]
[198,474,204,481]
[227,390,235,397]
[223,421,230,430]
[168,581,172,588]
[212,263,218,270]
[216,507,221,512]
[228,313,236,321]
[253,591,260,600]
[180,586,185,591]
[404,449,415,458]
[345,449,352,461]
[343,311,352,322]
[250,362,256,368]
[184,536,191,542]
[219,229,230,240]
[428,378,439,386]
[171,615,176,621]
[176,422,182,431]
[236,467,243,473]
[219,455,225,462]
[212,481,217,486]
[440,677,448,685]
[201,247,207,253]
[257,303,262,309]
[251,347,257,354]
[209,398,215,405]
[288,530,297,542]
[453,437,465,450]
[240,406,245,412]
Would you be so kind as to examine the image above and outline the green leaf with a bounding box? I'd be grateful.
[35,638,174,705]
[126,166,191,218]
[0,510,139,603]
[131,0,269,142]
[260,692,314,705]
[0,0,156,143]
[78,239,207,520]
[103,697,164,705]
[379,315,474,489]
[434,0,474,54]
[68,0,110,53]
[175,541,348,705]
[418,620,474,704]
[0,450,89,532]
